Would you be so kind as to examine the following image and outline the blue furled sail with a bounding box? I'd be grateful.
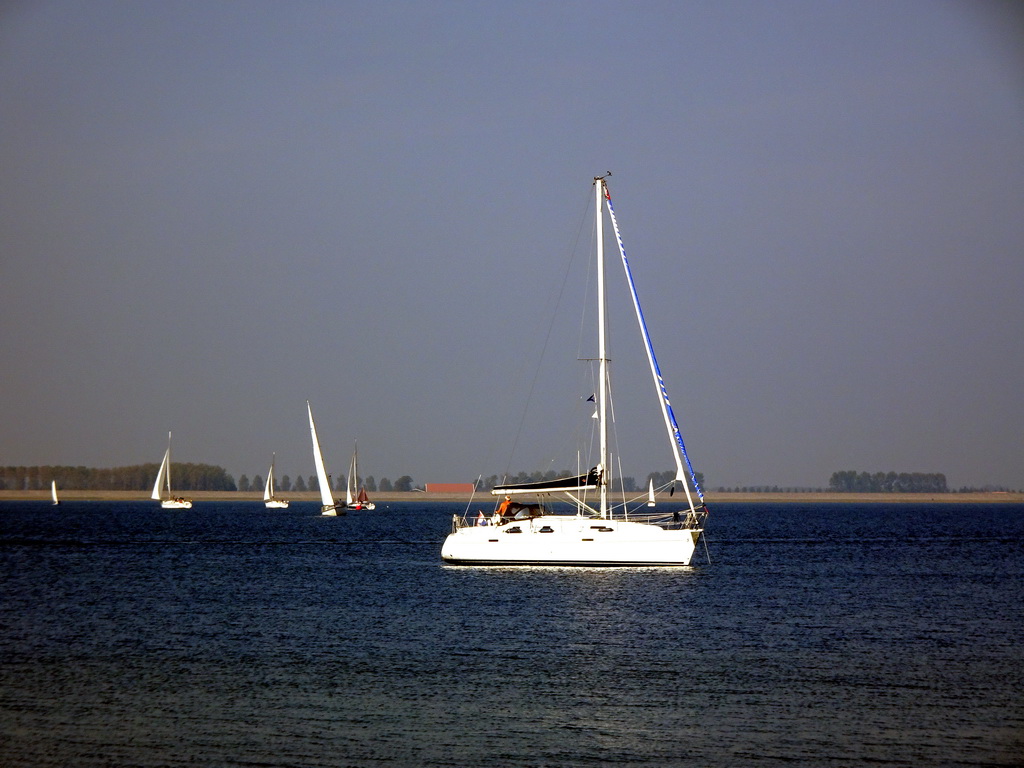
[601,182,704,511]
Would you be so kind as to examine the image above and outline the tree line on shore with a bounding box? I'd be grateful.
[0,465,418,494]
[237,473,415,494]
[2,464,1011,495]
[0,464,237,492]
[828,470,948,493]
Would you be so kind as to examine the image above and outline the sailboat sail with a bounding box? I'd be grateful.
[307,401,338,515]
[263,466,274,502]
[151,448,169,501]
[51,480,59,506]
[604,185,703,511]
[345,449,355,506]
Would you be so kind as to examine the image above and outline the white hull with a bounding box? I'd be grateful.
[348,502,376,510]
[321,507,339,517]
[441,514,700,566]
[161,499,193,509]
[264,500,290,509]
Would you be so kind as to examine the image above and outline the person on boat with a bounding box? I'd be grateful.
[495,495,512,522]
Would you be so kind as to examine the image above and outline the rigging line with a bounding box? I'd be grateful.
[462,474,484,517]
[501,192,591,480]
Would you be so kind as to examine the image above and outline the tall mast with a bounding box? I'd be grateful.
[596,177,609,519]
[166,432,172,497]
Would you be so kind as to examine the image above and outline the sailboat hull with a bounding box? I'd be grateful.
[441,515,700,566]
[161,499,193,509]
[264,500,290,509]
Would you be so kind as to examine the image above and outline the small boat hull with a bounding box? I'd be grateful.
[161,499,193,509]
[441,515,700,566]
[265,500,290,509]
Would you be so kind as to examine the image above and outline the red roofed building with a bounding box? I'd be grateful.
[424,483,475,494]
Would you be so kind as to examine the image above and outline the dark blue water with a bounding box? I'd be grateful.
[1,501,1021,767]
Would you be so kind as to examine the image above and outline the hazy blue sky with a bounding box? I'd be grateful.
[2,1,1022,491]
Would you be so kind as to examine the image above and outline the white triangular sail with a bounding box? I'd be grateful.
[263,465,273,501]
[263,453,290,508]
[151,447,169,501]
[307,401,338,515]
[51,479,59,506]
[345,446,356,506]
[648,478,656,507]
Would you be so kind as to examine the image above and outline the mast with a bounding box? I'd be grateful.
[165,432,173,498]
[346,443,356,506]
[596,176,609,519]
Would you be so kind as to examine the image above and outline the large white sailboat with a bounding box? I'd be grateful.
[307,401,343,516]
[152,432,192,509]
[441,175,709,566]
[263,453,290,509]
[345,442,376,510]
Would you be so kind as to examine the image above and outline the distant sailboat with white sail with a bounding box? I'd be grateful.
[346,442,376,510]
[307,401,343,516]
[263,453,289,509]
[51,480,59,506]
[152,432,192,509]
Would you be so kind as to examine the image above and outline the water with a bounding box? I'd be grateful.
[1,500,1022,767]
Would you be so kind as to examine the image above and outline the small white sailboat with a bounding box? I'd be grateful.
[152,432,192,509]
[263,453,290,509]
[346,442,376,510]
[647,478,656,507]
[442,175,709,566]
[307,401,343,516]
[51,480,59,506]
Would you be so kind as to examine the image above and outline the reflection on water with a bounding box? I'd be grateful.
[1,501,1022,767]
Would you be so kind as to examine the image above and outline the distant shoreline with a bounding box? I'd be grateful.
[3,490,1022,504]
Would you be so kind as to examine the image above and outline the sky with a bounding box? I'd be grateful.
[1,0,1022,491]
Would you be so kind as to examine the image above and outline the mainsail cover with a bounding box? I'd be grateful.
[492,466,602,496]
